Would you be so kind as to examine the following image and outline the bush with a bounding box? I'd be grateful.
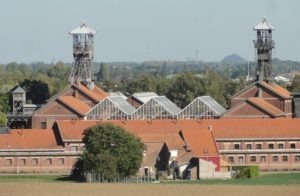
[232,166,259,179]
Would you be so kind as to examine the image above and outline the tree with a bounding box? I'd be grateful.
[0,112,6,127]
[204,70,227,107]
[289,75,300,92]
[125,75,159,94]
[19,79,50,104]
[166,72,205,108]
[97,63,110,82]
[77,123,145,182]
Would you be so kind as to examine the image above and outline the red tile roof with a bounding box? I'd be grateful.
[72,83,108,102]
[205,118,300,139]
[57,96,91,116]
[181,129,219,157]
[138,133,185,150]
[247,97,285,117]
[56,120,203,141]
[57,118,300,141]
[0,129,62,150]
[55,119,220,157]
[142,142,164,166]
[261,82,291,98]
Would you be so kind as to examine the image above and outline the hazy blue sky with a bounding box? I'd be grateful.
[0,0,299,63]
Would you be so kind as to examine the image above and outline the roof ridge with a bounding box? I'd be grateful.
[58,96,91,116]
[260,82,291,98]
[247,97,284,117]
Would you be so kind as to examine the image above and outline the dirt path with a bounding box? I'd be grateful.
[0,183,299,196]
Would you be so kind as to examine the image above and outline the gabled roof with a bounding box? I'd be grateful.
[254,17,274,30]
[138,133,185,150]
[58,96,91,116]
[109,92,127,100]
[152,96,181,115]
[179,96,226,119]
[0,129,62,150]
[131,92,158,104]
[69,21,96,35]
[108,96,136,115]
[197,96,226,115]
[12,86,25,94]
[260,82,291,98]
[142,142,164,167]
[247,97,285,117]
[231,82,291,99]
[181,129,219,157]
[72,83,108,102]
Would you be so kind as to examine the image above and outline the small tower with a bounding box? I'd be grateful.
[253,17,275,82]
[12,87,26,114]
[69,21,96,87]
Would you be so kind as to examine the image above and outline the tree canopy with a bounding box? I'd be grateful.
[78,123,145,182]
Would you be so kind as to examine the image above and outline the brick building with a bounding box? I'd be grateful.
[31,83,108,129]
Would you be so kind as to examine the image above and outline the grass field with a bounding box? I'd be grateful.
[0,173,299,196]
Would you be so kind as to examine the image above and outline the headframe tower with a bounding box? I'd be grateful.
[253,17,275,83]
[69,21,96,88]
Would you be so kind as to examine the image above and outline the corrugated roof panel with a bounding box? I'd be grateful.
[198,96,226,115]
[109,96,136,115]
[153,96,181,115]
[132,92,158,104]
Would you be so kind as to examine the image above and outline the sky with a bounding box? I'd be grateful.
[0,0,299,64]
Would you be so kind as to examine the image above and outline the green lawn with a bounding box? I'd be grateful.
[0,172,299,185]
[162,172,300,185]
[0,174,73,183]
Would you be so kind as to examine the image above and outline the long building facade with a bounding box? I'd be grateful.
[2,17,300,179]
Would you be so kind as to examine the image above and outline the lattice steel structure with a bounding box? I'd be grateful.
[12,87,26,114]
[69,21,96,86]
[131,96,181,120]
[87,96,136,120]
[253,17,275,82]
[178,96,226,119]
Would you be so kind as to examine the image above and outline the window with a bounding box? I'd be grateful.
[256,144,262,149]
[234,144,240,150]
[268,144,274,149]
[228,156,234,163]
[250,156,256,162]
[19,159,26,165]
[290,143,296,149]
[6,159,12,166]
[246,144,252,150]
[71,146,78,152]
[282,156,288,162]
[272,156,278,162]
[295,155,300,161]
[260,156,266,163]
[238,156,244,163]
[32,158,38,165]
[46,158,52,165]
[58,158,64,165]
[278,143,284,149]
[40,122,46,129]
